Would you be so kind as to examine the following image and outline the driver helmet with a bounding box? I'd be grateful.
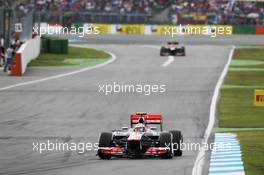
[138,117,145,124]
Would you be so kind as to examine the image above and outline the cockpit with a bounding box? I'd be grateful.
[134,126,146,132]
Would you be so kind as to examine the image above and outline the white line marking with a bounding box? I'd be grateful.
[211,154,242,158]
[0,52,117,91]
[210,161,243,166]
[212,151,242,156]
[211,158,242,162]
[141,45,160,49]
[214,139,237,142]
[192,46,235,175]
[210,158,242,163]
[141,45,175,67]
[209,166,244,171]
[215,136,237,138]
[227,146,241,149]
[215,133,237,136]
[209,172,245,175]
[162,56,174,67]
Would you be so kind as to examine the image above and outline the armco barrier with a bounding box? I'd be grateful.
[35,22,263,35]
[11,36,41,76]
[92,23,112,34]
[115,24,145,35]
[36,23,264,35]
[233,25,256,34]
[37,23,264,36]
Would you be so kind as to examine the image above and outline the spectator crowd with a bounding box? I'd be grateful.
[7,0,169,15]
[1,0,264,24]
[169,0,264,25]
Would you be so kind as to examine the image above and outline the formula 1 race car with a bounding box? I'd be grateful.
[160,42,186,56]
[97,112,183,159]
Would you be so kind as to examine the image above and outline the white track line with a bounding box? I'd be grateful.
[142,45,160,49]
[0,52,116,91]
[192,46,235,175]
[162,56,174,67]
[141,45,175,67]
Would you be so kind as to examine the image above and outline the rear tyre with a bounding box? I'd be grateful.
[169,130,183,156]
[159,132,173,159]
[98,132,112,159]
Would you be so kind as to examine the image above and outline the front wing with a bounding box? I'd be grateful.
[97,146,170,158]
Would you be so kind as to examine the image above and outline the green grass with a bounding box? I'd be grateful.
[218,47,264,175]
[29,46,111,67]
[224,71,264,86]
[219,48,264,128]
[237,131,264,175]
[232,48,264,69]
[219,88,264,128]
[233,48,264,61]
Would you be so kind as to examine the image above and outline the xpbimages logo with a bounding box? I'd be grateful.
[32,140,98,154]
[32,140,232,154]
[32,24,100,37]
[98,82,166,95]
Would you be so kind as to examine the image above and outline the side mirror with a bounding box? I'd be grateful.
[122,127,129,131]
[150,127,157,131]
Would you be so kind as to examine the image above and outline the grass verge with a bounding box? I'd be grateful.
[237,131,264,175]
[219,48,264,128]
[29,46,111,67]
[218,47,264,175]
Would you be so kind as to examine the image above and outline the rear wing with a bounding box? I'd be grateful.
[168,41,179,45]
[130,114,163,131]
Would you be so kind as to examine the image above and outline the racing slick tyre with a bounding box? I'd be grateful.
[98,132,113,159]
[160,47,168,56]
[159,132,173,159]
[169,130,183,156]
[160,48,165,56]
[181,47,186,56]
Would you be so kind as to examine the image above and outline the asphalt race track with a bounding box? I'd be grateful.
[0,35,263,175]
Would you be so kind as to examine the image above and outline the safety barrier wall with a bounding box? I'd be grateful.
[11,36,41,76]
[72,23,264,35]
[233,25,256,35]
[256,26,264,35]
[73,23,234,36]
[38,23,264,35]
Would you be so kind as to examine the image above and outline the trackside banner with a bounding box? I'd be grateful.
[114,24,145,35]
[90,23,112,34]
[39,23,235,36]
[254,89,264,107]
[145,25,233,37]
[88,24,233,36]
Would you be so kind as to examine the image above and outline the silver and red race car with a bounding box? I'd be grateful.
[160,42,186,56]
[97,113,183,159]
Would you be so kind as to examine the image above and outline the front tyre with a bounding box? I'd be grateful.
[181,47,186,56]
[159,132,173,159]
[98,132,112,159]
[169,130,183,156]
[160,47,169,56]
